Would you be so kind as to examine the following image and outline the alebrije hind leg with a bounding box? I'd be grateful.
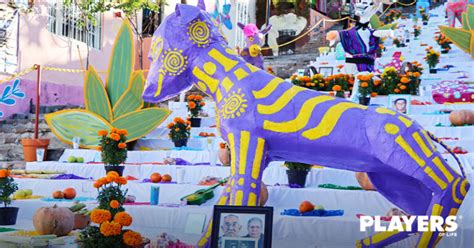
[198,131,268,247]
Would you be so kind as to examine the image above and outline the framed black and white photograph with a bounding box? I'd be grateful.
[388,94,411,114]
[318,67,333,78]
[211,206,273,248]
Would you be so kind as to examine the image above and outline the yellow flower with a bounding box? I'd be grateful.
[90,209,112,224]
[114,212,133,226]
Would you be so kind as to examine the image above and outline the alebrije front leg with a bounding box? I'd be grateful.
[198,131,268,247]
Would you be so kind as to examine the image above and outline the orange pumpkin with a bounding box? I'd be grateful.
[356,172,375,191]
[449,110,474,126]
[150,173,162,183]
[299,201,314,213]
[162,174,172,182]
[52,191,64,199]
[33,205,74,236]
[63,188,76,200]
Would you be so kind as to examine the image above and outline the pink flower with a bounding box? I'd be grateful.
[243,24,259,37]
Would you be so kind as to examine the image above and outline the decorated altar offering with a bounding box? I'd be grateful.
[167,117,191,147]
[187,94,205,127]
[290,74,326,91]
[33,205,75,236]
[98,129,128,176]
[379,67,401,94]
[413,25,421,39]
[356,73,376,105]
[0,169,19,225]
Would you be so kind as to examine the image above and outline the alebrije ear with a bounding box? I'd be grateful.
[176,4,201,24]
[261,24,272,35]
[197,0,206,11]
[237,22,246,30]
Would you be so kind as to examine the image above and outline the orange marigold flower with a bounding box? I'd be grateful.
[107,173,118,183]
[90,209,112,224]
[167,123,174,129]
[118,143,127,149]
[219,143,226,149]
[187,95,195,101]
[98,130,108,136]
[116,177,127,185]
[186,121,191,125]
[361,82,369,88]
[348,78,354,84]
[400,77,410,84]
[319,83,325,87]
[174,117,184,124]
[332,85,342,91]
[110,133,120,141]
[107,171,119,177]
[118,129,128,136]
[188,101,196,109]
[200,101,206,106]
[111,128,118,133]
[394,89,401,93]
[305,83,311,87]
[96,146,102,152]
[114,211,132,226]
[123,230,143,247]
[109,200,120,209]
[413,72,421,77]
[93,181,102,188]
[373,80,381,86]
[175,128,180,132]
[371,92,378,97]
[98,177,108,185]
[302,76,311,82]
[99,221,122,237]
[337,65,344,69]
[195,95,203,101]
[400,85,407,90]
[0,169,7,179]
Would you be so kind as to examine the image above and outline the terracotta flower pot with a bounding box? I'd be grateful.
[355,172,375,191]
[21,138,50,162]
[218,147,231,166]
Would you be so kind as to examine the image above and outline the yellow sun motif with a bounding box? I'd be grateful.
[221,89,248,119]
[161,48,188,76]
[187,19,210,48]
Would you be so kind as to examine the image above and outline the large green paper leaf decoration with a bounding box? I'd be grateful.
[84,66,113,122]
[462,13,469,30]
[106,19,135,107]
[439,26,472,54]
[370,15,397,30]
[467,5,474,30]
[111,108,171,142]
[112,71,144,119]
[45,109,112,148]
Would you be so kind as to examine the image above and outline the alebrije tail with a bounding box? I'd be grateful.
[426,131,467,178]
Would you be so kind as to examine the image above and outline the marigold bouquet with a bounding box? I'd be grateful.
[413,26,421,39]
[406,61,423,94]
[98,129,128,166]
[424,47,440,69]
[187,94,205,118]
[379,67,401,94]
[167,117,191,143]
[326,74,353,98]
[290,74,327,91]
[80,172,144,247]
[0,169,17,208]
[435,34,452,53]
[357,73,376,98]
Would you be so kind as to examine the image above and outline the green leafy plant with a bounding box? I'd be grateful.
[379,67,401,94]
[357,73,375,98]
[414,26,421,39]
[284,162,313,172]
[0,170,18,208]
[420,7,429,23]
[167,117,191,143]
[98,129,128,166]
[424,46,440,69]
[45,21,170,148]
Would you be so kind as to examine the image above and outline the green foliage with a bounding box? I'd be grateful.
[0,176,18,208]
[186,95,205,118]
[97,184,127,216]
[79,226,128,248]
[284,162,313,172]
[167,118,191,142]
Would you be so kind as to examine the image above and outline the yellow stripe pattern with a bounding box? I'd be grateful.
[417,204,443,248]
[398,116,413,127]
[257,86,305,115]
[239,131,250,175]
[413,132,433,158]
[452,178,463,204]
[208,48,238,72]
[252,138,266,179]
[303,103,368,140]
[432,156,455,182]
[248,192,257,206]
[424,167,447,190]
[263,96,334,133]
[252,78,285,99]
[228,133,236,176]
[395,135,426,167]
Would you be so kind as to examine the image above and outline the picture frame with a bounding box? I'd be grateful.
[318,67,333,78]
[211,206,273,248]
[388,94,411,114]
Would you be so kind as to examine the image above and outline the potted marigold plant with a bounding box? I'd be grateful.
[284,162,312,188]
[187,94,205,127]
[290,74,326,91]
[357,73,375,105]
[406,61,423,95]
[379,67,401,95]
[79,172,147,247]
[98,129,128,176]
[326,74,352,98]
[414,26,421,40]
[420,7,429,25]
[435,34,452,54]
[0,169,19,225]
[167,117,191,147]
[424,47,440,74]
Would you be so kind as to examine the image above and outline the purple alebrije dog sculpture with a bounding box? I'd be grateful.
[237,22,271,69]
[143,2,470,247]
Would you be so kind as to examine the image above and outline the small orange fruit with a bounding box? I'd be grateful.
[299,201,314,213]
[162,174,172,182]
[150,173,162,183]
